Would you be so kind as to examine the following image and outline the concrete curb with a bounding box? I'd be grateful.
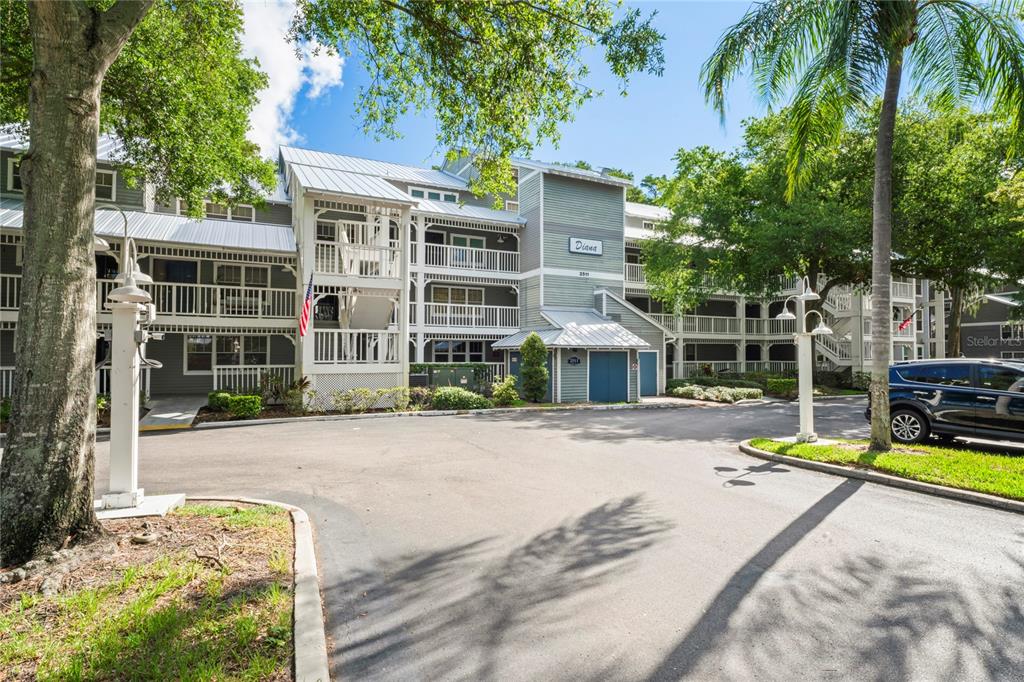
[738,439,1024,516]
[189,496,330,682]
[192,400,695,431]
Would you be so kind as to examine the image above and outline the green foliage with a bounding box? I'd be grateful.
[385,387,411,412]
[330,388,378,414]
[765,378,798,399]
[850,371,872,391]
[642,110,872,310]
[207,392,232,412]
[431,387,492,411]
[227,395,262,419]
[259,374,288,405]
[519,333,549,403]
[668,376,763,391]
[490,375,519,407]
[0,399,10,423]
[96,395,109,414]
[290,1,665,200]
[408,387,434,410]
[671,385,762,403]
[1,1,276,210]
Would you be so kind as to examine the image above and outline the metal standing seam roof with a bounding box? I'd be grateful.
[0,199,296,253]
[493,307,650,349]
[280,146,467,190]
[288,163,414,204]
[415,198,525,225]
[512,158,634,188]
[0,132,125,163]
[625,201,672,222]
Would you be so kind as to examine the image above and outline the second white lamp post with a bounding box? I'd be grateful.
[776,276,833,442]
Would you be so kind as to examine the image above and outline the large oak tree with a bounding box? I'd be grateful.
[0,0,664,566]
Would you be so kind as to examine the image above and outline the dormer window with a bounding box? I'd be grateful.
[505,200,519,213]
[410,186,458,203]
[204,202,229,219]
[95,169,116,200]
[176,199,254,221]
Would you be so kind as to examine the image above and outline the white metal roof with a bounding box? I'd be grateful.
[512,158,634,188]
[0,199,295,253]
[288,163,414,205]
[416,198,525,225]
[493,307,650,349]
[626,201,671,221]
[280,146,466,190]
[0,131,124,163]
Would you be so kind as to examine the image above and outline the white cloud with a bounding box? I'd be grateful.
[241,1,344,157]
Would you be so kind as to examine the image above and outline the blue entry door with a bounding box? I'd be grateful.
[638,351,658,397]
[589,351,629,402]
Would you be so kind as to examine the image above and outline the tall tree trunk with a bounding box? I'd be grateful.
[868,47,905,452]
[947,286,964,357]
[0,0,152,567]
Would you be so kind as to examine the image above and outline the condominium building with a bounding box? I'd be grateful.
[0,134,946,403]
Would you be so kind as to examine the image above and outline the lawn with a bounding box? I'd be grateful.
[749,438,1024,501]
[0,503,294,680]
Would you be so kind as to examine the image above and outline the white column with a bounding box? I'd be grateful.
[796,285,816,442]
[934,289,947,358]
[298,192,317,376]
[106,302,144,507]
[399,206,411,381]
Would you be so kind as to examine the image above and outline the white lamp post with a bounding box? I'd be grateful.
[776,276,832,442]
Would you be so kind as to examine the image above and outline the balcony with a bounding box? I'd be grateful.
[213,365,294,393]
[648,312,675,328]
[892,281,916,301]
[679,314,741,336]
[315,242,401,279]
[625,263,647,287]
[1,274,19,311]
[745,318,796,336]
[423,244,518,274]
[314,329,400,365]
[420,303,519,329]
[97,280,295,320]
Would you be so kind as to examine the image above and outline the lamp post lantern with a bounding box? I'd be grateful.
[777,276,832,442]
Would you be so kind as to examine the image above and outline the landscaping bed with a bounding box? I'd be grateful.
[750,438,1024,501]
[0,502,294,680]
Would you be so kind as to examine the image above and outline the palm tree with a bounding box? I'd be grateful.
[701,0,1024,450]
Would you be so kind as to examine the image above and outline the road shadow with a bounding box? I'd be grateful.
[325,494,673,680]
[713,460,791,487]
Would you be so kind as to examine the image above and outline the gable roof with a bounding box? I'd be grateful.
[288,163,413,205]
[0,198,295,253]
[512,158,633,188]
[280,146,466,190]
[625,201,671,222]
[493,306,650,349]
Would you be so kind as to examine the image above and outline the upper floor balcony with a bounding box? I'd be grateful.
[418,243,519,275]
[625,263,647,288]
[413,302,519,330]
[314,241,401,280]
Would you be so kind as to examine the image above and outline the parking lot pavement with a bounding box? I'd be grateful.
[94,397,1024,681]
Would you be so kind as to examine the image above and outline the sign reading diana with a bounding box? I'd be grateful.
[568,237,603,256]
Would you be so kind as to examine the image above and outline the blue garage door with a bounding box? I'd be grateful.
[638,351,658,397]
[508,351,553,401]
[589,351,628,403]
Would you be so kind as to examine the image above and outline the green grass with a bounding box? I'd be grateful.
[1,505,292,680]
[750,438,1024,501]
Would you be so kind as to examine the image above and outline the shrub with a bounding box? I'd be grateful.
[283,388,307,415]
[96,394,109,413]
[331,388,380,414]
[227,394,262,419]
[731,387,764,401]
[766,377,798,399]
[519,332,549,402]
[491,375,519,407]
[851,371,871,391]
[408,387,434,410]
[670,384,763,403]
[208,391,232,411]
[259,373,288,404]
[384,387,411,411]
[431,386,492,410]
[669,376,762,391]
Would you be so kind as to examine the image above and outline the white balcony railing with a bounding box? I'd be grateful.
[648,313,675,329]
[625,263,647,285]
[423,244,519,274]
[745,361,798,374]
[315,242,401,278]
[421,303,518,329]
[420,362,507,384]
[674,361,743,378]
[892,281,916,300]
[816,335,852,361]
[1,274,19,310]
[314,330,400,365]
[745,318,796,336]
[97,281,295,319]
[679,315,741,335]
[213,365,294,393]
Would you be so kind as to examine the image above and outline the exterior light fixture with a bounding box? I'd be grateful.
[94,236,110,252]
[796,275,820,302]
[776,295,797,320]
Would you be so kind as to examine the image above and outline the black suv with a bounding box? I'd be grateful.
[865,358,1024,444]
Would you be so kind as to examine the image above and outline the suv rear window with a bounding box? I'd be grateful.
[897,364,971,387]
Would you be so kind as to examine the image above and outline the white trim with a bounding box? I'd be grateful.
[520,266,624,283]
[183,332,215,375]
[595,287,676,337]
[95,169,117,202]
[6,158,21,192]
[538,173,545,306]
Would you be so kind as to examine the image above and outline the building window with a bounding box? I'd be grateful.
[6,158,22,191]
[316,222,336,241]
[410,187,458,203]
[1001,351,1024,360]
[643,221,655,231]
[505,200,519,213]
[152,258,198,284]
[1000,324,1023,341]
[95,170,116,201]
[204,201,229,219]
[215,263,268,288]
[431,286,483,305]
[230,204,255,222]
[185,334,214,373]
[451,234,485,249]
[432,340,485,363]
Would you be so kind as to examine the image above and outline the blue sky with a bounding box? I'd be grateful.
[278,2,762,179]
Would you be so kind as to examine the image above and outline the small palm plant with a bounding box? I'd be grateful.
[702,0,1024,449]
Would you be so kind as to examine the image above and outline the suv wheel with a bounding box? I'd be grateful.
[891,409,929,444]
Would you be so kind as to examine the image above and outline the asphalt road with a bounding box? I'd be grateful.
[94,398,1024,681]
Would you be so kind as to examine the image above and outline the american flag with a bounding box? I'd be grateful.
[897,307,920,332]
[299,274,314,337]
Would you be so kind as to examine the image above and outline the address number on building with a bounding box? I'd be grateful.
[568,237,603,256]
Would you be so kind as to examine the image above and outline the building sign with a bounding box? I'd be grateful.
[568,237,602,256]
[567,355,581,365]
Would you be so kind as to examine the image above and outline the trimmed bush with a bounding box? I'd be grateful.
[668,376,762,391]
[431,386,493,410]
[227,394,262,419]
[670,384,763,403]
[208,391,232,411]
[731,387,764,401]
[491,375,519,407]
[520,332,549,402]
[384,387,411,412]
[766,377,798,399]
[851,371,871,391]
[409,387,434,410]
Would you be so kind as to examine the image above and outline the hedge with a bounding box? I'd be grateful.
[765,377,798,398]
[227,394,262,418]
[668,376,763,391]
[671,385,763,403]
[208,391,232,411]
[431,386,493,410]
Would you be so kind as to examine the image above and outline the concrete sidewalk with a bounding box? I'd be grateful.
[138,395,205,431]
